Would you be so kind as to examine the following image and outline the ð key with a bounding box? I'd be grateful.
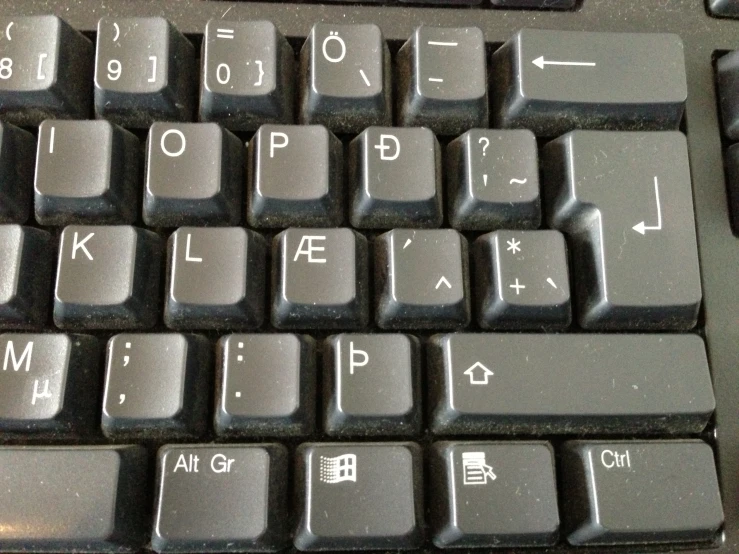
[200,20,294,130]
[94,17,195,127]
[0,333,99,435]
[543,131,701,330]
[215,333,316,437]
[54,225,163,329]
[0,16,93,125]
[144,123,243,226]
[430,441,559,548]
[0,446,148,552]
[294,442,424,550]
[429,333,715,435]
[299,24,391,133]
[35,120,140,225]
[0,122,35,223]
[165,227,266,329]
[0,225,53,329]
[272,228,369,329]
[375,229,470,329]
[491,29,687,136]
[153,444,289,553]
[349,127,442,228]
[561,440,723,545]
[102,333,211,440]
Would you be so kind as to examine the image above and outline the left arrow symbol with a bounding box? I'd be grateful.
[532,56,596,70]
[435,276,452,290]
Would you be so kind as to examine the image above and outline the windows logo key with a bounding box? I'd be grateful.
[319,453,357,484]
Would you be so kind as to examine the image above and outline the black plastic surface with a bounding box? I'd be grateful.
[0,1,737,553]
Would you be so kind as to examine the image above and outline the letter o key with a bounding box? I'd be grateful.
[160,129,187,157]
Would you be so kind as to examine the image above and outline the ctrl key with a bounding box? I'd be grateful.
[152,444,289,553]
[561,440,724,546]
[0,446,148,552]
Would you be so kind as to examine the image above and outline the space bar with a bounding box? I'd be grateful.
[429,333,715,435]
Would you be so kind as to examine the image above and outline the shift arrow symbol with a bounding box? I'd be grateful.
[532,56,596,69]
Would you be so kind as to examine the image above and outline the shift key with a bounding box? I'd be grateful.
[428,333,715,435]
[561,440,723,545]
[491,29,687,136]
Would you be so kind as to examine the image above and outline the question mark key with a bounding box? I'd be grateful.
[447,129,541,231]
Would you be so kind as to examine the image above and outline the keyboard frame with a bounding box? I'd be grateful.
[0,0,737,552]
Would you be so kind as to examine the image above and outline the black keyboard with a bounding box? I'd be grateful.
[0,0,737,553]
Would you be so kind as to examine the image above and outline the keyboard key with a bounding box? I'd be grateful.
[248,124,343,227]
[473,230,571,329]
[35,120,139,225]
[717,50,739,140]
[396,26,487,135]
[723,143,739,234]
[144,123,243,226]
[348,127,442,228]
[0,122,34,223]
[294,442,424,550]
[102,333,211,439]
[200,20,294,130]
[491,29,687,136]
[153,444,289,553]
[430,441,559,548]
[324,334,420,436]
[299,23,391,133]
[447,129,540,230]
[709,0,739,17]
[0,16,93,125]
[375,229,470,329]
[0,445,148,552]
[0,225,53,329]
[165,227,266,329]
[94,17,195,127]
[0,333,99,434]
[272,228,369,329]
[491,0,575,6]
[429,333,715,435]
[561,440,723,545]
[544,131,701,330]
[215,333,316,437]
[54,225,163,329]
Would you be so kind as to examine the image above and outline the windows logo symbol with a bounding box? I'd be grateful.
[319,453,357,484]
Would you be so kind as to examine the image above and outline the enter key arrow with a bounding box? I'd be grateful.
[633,176,663,235]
